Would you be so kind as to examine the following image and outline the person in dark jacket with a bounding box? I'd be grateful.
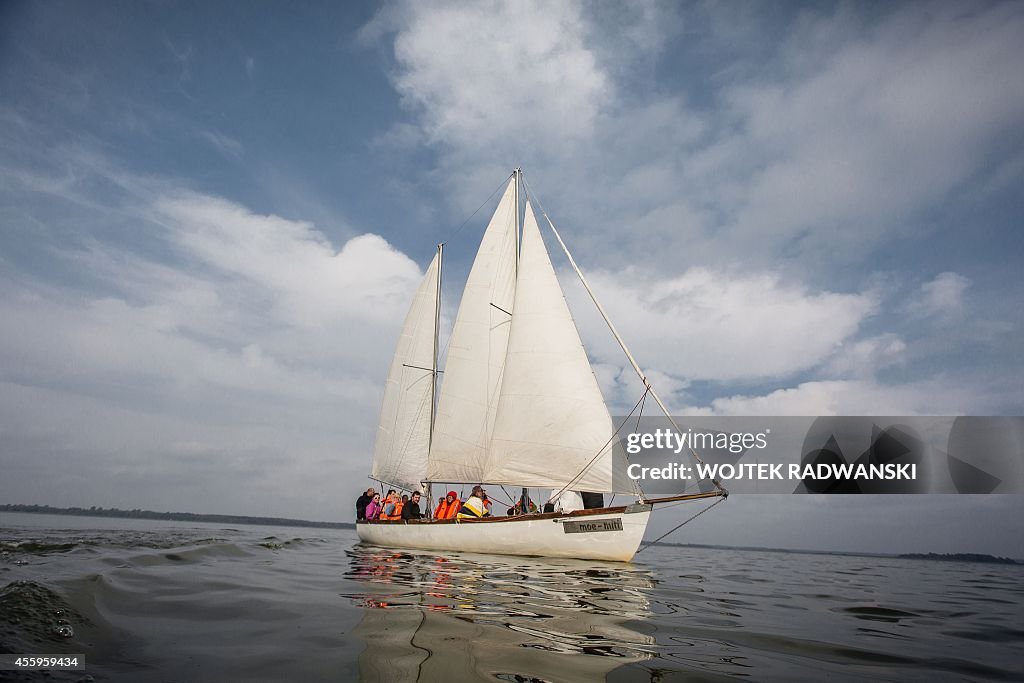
[401,491,424,520]
[355,487,375,521]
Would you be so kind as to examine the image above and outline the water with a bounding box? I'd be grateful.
[1,513,1021,682]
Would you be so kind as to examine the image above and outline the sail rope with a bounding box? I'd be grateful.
[635,496,727,554]
[440,172,515,246]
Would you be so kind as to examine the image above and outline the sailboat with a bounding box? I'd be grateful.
[357,169,726,562]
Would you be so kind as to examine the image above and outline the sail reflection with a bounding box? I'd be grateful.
[343,544,656,681]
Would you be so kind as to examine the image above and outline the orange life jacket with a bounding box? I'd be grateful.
[378,494,401,520]
[434,496,461,520]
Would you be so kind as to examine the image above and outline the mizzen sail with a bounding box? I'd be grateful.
[371,253,440,491]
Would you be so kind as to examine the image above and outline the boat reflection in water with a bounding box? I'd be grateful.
[344,544,656,681]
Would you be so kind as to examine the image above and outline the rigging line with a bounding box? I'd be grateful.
[441,172,515,246]
[630,389,649,500]
[522,172,727,497]
[635,496,726,554]
[634,390,647,435]
[499,485,515,506]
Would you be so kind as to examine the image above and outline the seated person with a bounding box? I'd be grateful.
[389,494,408,521]
[365,492,382,520]
[550,489,584,513]
[506,496,538,516]
[401,491,425,520]
[457,485,491,518]
[355,487,375,520]
[381,489,399,518]
[434,491,461,519]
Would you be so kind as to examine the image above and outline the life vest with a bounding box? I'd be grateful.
[457,495,488,519]
[434,494,461,520]
[378,494,401,520]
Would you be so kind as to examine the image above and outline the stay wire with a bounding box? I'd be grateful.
[636,496,726,554]
[441,172,514,246]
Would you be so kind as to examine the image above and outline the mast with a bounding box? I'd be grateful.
[427,242,443,514]
[429,242,443,444]
[514,168,521,273]
[513,168,528,514]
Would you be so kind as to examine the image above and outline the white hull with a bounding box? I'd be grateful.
[356,505,652,563]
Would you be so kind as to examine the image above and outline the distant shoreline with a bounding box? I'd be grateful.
[0,504,354,530]
[647,542,1019,565]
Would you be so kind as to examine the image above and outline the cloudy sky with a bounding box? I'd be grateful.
[1,1,1021,555]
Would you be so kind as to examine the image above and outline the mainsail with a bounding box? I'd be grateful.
[371,253,440,492]
[426,179,518,483]
[485,201,632,493]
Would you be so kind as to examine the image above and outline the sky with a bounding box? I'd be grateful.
[1,0,1022,556]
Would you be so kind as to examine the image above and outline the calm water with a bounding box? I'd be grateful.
[1,513,1021,682]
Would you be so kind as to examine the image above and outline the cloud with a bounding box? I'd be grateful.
[366,2,1024,279]
[718,4,1024,258]
[908,271,971,320]
[370,0,608,149]
[684,378,987,417]
[198,130,244,157]
[823,333,907,379]
[0,152,429,518]
[150,192,421,328]
[567,266,878,382]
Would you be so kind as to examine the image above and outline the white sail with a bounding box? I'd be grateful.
[371,253,440,492]
[485,201,632,493]
[427,179,518,483]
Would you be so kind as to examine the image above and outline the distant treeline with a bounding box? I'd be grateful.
[0,504,354,530]
[897,552,1018,565]
[668,542,1019,564]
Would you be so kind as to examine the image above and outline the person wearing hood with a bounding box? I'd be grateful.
[433,491,461,519]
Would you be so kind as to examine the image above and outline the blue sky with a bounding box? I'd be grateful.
[1,1,1022,553]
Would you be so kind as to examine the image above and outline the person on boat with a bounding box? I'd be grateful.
[356,487,376,521]
[551,489,584,513]
[365,492,382,520]
[401,491,424,520]
[434,491,461,519]
[457,485,491,518]
[378,493,400,521]
[388,494,408,520]
[381,489,399,518]
[506,495,538,516]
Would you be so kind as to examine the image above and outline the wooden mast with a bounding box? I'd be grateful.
[513,168,530,515]
[426,241,443,514]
